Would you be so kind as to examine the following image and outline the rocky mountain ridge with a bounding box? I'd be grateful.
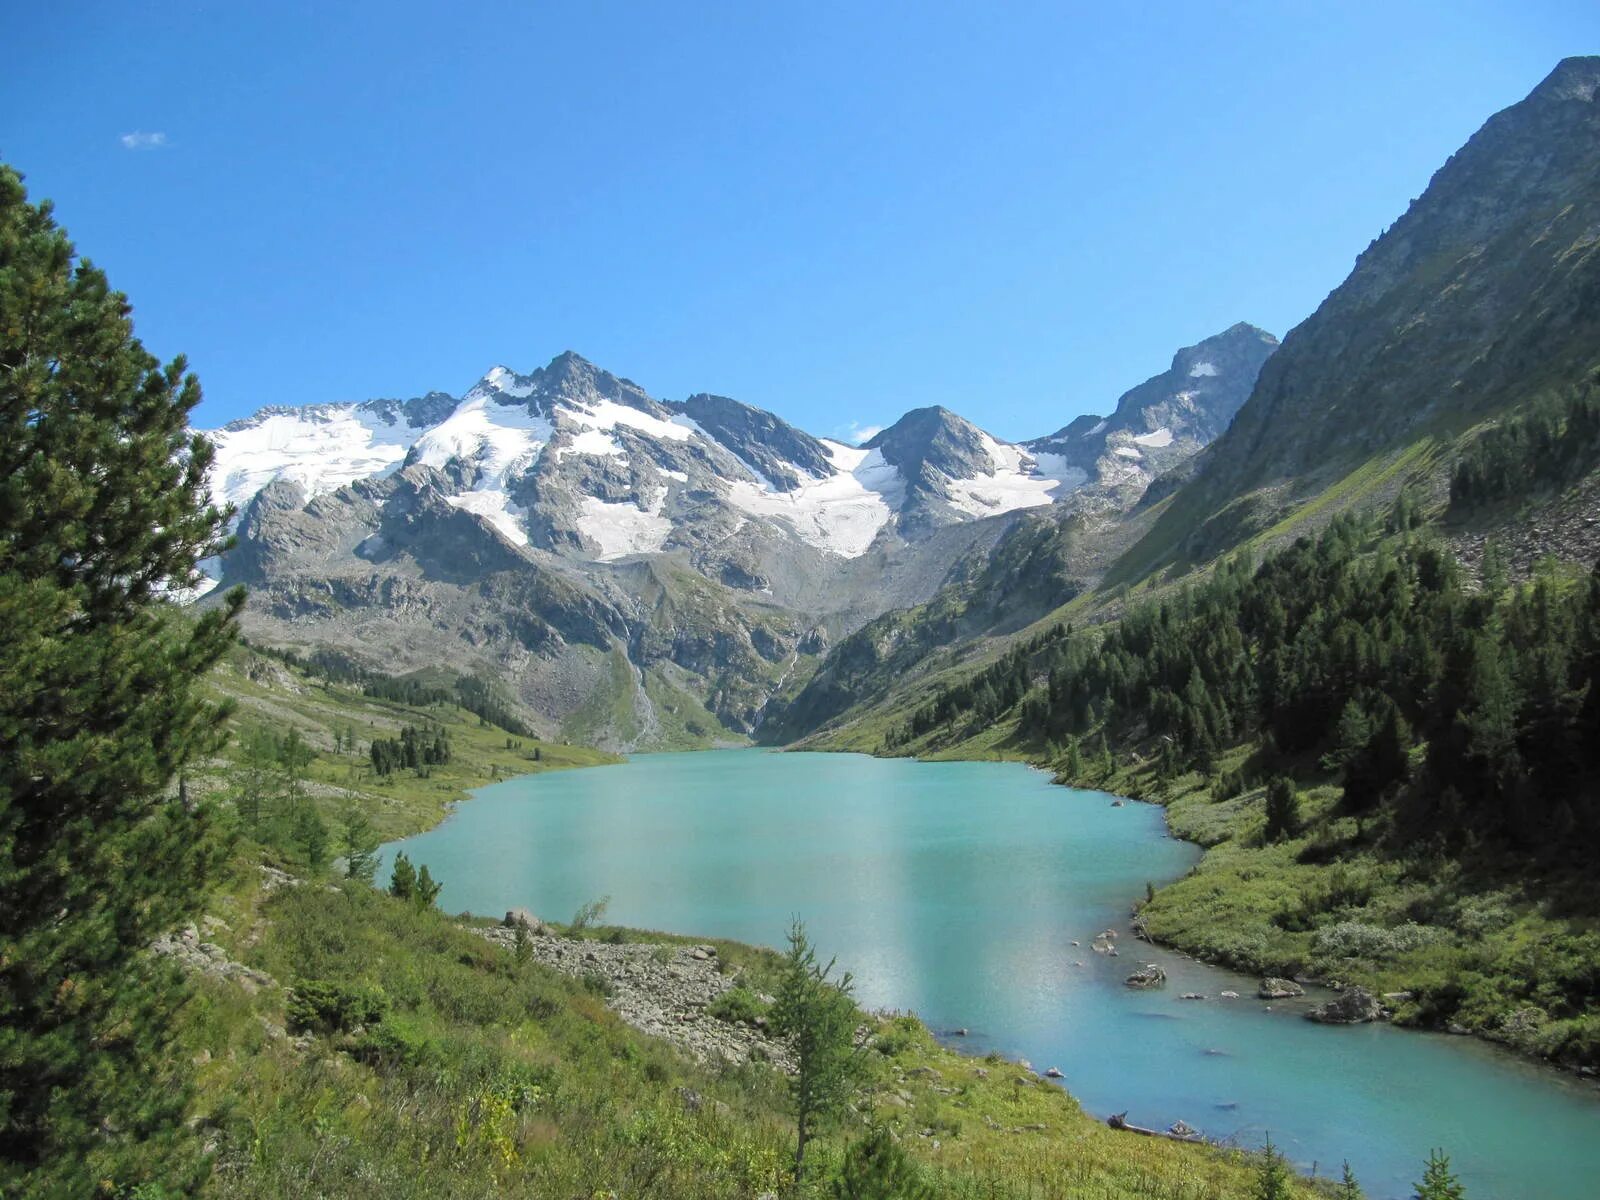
[196,328,1274,748]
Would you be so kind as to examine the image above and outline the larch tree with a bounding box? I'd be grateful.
[772,919,867,1183]
[0,164,241,1194]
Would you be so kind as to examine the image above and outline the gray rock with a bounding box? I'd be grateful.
[1258,977,1304,1000]
[1125,964,1167,989]
[1305,986,1384,1025]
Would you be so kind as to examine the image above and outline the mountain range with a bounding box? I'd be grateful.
[197,324,1276,747]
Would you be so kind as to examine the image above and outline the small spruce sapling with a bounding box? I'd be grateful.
[1413,1148,1466,1199]
[1253,1132,1292,1200]
[831,1126,935,1200]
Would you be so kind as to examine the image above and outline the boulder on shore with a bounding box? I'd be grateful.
[1305,986,1384,1025]
[1125,964,1167,989]
[1258,977,1304,1000]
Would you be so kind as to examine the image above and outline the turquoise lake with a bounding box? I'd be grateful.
[379,749,1600,1200]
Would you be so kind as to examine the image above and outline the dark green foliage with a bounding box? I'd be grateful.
[369,724,451,777]
[1339,1160,1365,1199]
[831,1126,936,1200]
[1413,1148,1466,1199]
[773,920,867,1182]
[389,852,417,901]
[1252,1133,1293,1200]
[286,979,390,1034]
[0,164,239,1194]
[1263,777,1300,843]
[1450,377,1600,512]
[386,853,443,909]
[897,513,1600,867]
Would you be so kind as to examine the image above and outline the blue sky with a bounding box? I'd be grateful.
[4,2,1597,440]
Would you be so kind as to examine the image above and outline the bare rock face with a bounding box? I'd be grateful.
[1139,56,1600,567]
[1305,986,1385,1025]
[151,921,276,994]
[1258,977,1305,1000]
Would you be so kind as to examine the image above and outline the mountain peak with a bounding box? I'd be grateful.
[1529,55,1600,105]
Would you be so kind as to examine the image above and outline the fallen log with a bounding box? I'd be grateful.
[1107,1112,1205,1143]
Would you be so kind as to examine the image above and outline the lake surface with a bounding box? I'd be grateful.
[379,749,1600,1199]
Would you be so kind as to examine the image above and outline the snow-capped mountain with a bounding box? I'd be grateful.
[1024,322,1279,494]
[203,351,1090,572]
[195,329,1273,749]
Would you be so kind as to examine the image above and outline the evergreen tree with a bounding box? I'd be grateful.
[389,852,417,901]
[1339,1160,1365,1199]
[1063,735,1084,779]
[0,164,240,1194]
[293,802,330,871]
[831,1126,935,1200]
[1253,1133,1293,1200]
[341,808,380,883]
[234,724,279,831]
[1263,777,1300,842]
[772,919,866,1182]
[414,863,443,909]
[1413,1148,1466,1199]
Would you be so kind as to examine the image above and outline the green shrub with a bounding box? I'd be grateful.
[287,979,389,1034]
[706,986,768,1025]
[353,1016,434,1068]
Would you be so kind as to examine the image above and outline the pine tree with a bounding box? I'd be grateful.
[293,802,330,871]
[415,863,443,909]
[831,1126,935,1199]
[389,852,417,901]
[772,919,866,1182]
[1263,777,1300,842]
[1253,1133,1293,1200]
[1413,1148,1466,1199]
[0,163,240,1194]
[1339,1160,1365,1199]
[1063,735,1084,779]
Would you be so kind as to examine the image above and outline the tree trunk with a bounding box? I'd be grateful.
[793,1111,809,1182]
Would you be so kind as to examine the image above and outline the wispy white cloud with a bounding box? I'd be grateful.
[119,131,169,150]
[838,421,883,445]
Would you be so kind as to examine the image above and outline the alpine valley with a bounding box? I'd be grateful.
[194,56,1600,1074]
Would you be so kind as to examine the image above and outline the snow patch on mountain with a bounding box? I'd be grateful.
[1188,361,1219,377]
[579,488,672,560]
[1024,451,1089,491]
[410,392,553,483]
[446,490,530,546]
[943,435,1069,517]
[1132,427,1174,448]
[726,441,902,558]
[207,406,413,514]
